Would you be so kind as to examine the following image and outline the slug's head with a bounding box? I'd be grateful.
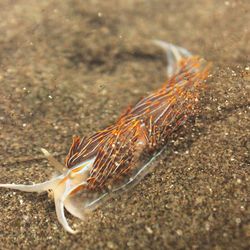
[0,149,96,234]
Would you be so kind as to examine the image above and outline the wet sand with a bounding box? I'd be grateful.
[0,0,249,249]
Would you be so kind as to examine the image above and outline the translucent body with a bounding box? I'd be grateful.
[0,41,210,233]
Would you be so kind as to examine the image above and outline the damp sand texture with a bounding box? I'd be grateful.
[0,0,249,249]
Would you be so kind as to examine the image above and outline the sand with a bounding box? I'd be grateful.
[0,0,249,249]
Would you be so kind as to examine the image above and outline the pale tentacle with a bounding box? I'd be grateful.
[64,187,108,220]
[0,177,62,192]
[41,148,66,173]
[54,197,78,234]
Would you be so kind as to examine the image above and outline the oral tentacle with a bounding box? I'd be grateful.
[0,177,62,193]
[53,179,88,233]
[63,182,90,220]
[54,197,78,234]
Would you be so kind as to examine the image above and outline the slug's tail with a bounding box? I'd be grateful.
[153,39,211,94]
[153,40,193,78]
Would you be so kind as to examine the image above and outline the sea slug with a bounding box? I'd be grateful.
[0,40,210,233]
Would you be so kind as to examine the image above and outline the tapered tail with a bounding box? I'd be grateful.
[153,40,192,78]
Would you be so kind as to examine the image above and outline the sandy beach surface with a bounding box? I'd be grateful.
[0,0,249,249]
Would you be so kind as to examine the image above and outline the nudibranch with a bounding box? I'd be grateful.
[0,40,210,233]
